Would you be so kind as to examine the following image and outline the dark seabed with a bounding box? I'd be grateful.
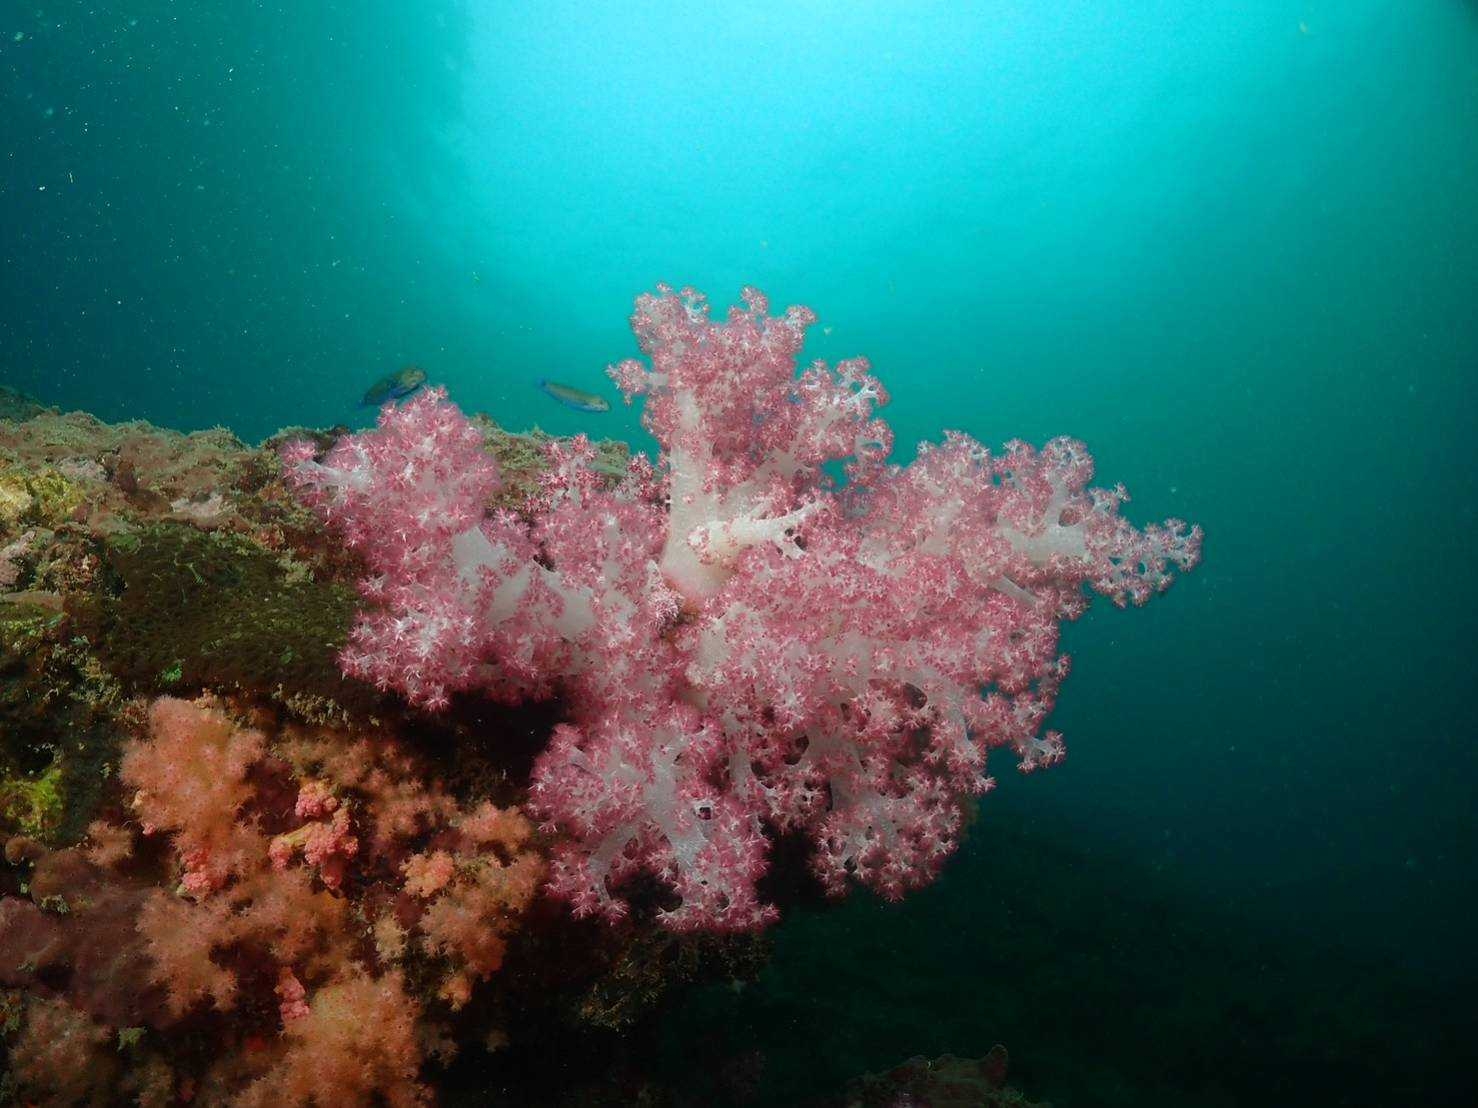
[2,2,1475,1105]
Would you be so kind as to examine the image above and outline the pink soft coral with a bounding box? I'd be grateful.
[286,286,1201,929]
[281,389,574,709]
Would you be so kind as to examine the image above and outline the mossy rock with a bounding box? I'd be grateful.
[0,472,32,531]
[0,603,59,657]
[573,927,772,1032]
[0,385,49,423]
[0,762,64,839]
[0,603,68,738]
[0,720,121,849]
[85,523,369,706]
[0,604,121,846]
[468,415,631,509]
[0,466,86,532]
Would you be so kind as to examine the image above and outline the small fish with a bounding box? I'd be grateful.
[361,366,427,407]
[538,379,610,413]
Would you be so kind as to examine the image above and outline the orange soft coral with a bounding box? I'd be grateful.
[274,725,459,851]
[81,818,134,869]
[93,697,547,1100]
[274,721,546,1002]
[232,971,428,1108]
[459,800,536,852]
[419,849,544,980]
[7,995,119,1105]
[137,890,241,1017]
[122,697,268,895]
[402,849,456,898]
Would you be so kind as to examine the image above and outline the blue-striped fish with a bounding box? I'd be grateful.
[537,379,610,413]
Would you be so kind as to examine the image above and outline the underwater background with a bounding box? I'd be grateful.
[3,1,1475,1104]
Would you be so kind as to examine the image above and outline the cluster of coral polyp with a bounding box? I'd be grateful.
[286,286,1202,932]
[3,697,541,1105]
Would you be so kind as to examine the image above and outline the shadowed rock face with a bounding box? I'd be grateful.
[840,1046,1044,1108]
[0,387,48,424]
[0,842,169,1030]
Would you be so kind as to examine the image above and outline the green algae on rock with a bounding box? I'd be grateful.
[0,602,127,847]
[0,763,64,841]
[0,467,87,532]
[81,523,363,701]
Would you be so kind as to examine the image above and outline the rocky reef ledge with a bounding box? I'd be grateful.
[0,385,1046,1106]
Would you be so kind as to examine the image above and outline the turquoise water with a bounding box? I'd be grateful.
[4,2,1475,1103]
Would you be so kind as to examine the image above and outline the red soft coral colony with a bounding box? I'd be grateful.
[286,286,1202,931]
